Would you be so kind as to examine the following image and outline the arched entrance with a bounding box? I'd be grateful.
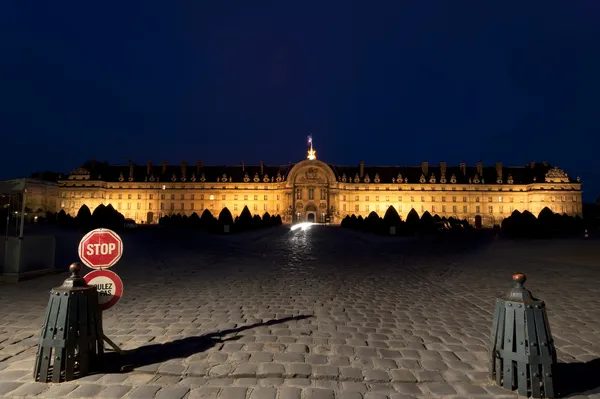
[305,204,317,223]
[286,159,337,224]
[475,215,482,229]
[147,211,154,224]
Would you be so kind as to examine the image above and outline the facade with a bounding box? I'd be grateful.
[58,148,583,227]
[0,178,60,221]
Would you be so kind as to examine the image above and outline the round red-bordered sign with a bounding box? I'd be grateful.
[83,269,124,311]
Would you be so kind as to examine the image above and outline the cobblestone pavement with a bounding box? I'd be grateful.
[1,225,599,398]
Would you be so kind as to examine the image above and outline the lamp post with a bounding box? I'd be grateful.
[3,194,10,241]
[19,189,26,239]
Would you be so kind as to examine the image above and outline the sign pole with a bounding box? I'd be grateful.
[78,228,126,355]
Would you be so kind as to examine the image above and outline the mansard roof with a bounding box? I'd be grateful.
[65,160,578,185]
[329,162,576,185]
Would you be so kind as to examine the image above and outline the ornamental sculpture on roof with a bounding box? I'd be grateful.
[70,168,90,175]
[545,166,569,183]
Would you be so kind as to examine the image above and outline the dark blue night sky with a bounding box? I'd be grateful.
[1,1,599,200]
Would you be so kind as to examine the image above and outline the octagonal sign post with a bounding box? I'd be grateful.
[78,228,123,269]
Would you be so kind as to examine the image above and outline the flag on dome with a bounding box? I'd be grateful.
[307,135,312,144]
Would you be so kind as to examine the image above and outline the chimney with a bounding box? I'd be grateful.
[197,160,203,173]
[460,162,466,176]
[147,161,152,175]
[476,162,483,176]
[129,163,134,178]
[440,161,447,177]
[530,161,536,169]
[260,161,264,175]
[495,162,502,178]
[162,160,167,175]
[242,162,245,172]
[181,160,187,177]
[421,162,428,176]
[359,161,365,178]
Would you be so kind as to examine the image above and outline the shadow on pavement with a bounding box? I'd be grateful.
[99,315,313,374]
[554,358,600,397]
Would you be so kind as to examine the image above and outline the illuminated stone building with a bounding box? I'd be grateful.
[59,145,583,227]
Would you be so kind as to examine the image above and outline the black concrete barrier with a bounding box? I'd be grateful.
[33,262,104,382]
[489,273,557,398]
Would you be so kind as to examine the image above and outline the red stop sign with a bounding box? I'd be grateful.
[78,228,123,269]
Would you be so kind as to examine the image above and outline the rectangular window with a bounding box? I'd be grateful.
[137,202,141,210]
[410,196,414,202]
[343,195,346,201]
[442,205,446,212]
[149,194,154,200]
[463,205,467,212]
[170,203,174,210]
[343,204,346,211]
[398,196,402,201]
[160,193,165,200]
[375,196,379,201]
[420,196,424,202]
[190,203,194,210]
[276,195,280,200]
[118,194,122,200]
[365,204,370,212]
[488,197,492,202]
[244,195,248,200]
[452,196,456,202]
[476,205,480,213]
[160,203,164,210]
[127,203,131,210]
[296,190,302,200]
[452,205,456,213]
[170,194,175,200]
[432,206,436,213]
[180,203,184,210]
[264,204,267,211]
[264,195,268,201]
[118,202,122,209]
[254,195,258,200]
[499,206,503,213]
[488,206,493,214]
[234,204,238,211]
[276,204,279,211]
[149,203,153,210]
[137,194,141,200]
[375,204,380,212]
[498,196,503,202]
[355,204,359,212]
[253,204,258,211]
[355,196,359,201]
[365,196,370,201]
[191,194,195,200]
[222,195,226,200]
[321,189,326,200]
[442,196,446,202]
[200,194,205,200]
[128,194,132,200]
[180,194,185,200]
[234,195,238,200]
